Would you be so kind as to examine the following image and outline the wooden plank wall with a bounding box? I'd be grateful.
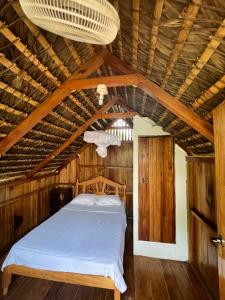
[187,157,219,300]
[77,143,133,217]
[0,143,132,254]
[138,136,175,243]
[0,174,60,254]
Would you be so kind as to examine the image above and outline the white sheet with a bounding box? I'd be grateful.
[2,202,127,293]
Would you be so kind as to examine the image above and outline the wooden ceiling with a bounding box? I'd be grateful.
[0,0,224,182]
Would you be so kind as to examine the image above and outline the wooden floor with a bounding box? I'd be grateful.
[0,221,211,300]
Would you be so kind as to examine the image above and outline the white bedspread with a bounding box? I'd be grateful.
[2,202,127,292]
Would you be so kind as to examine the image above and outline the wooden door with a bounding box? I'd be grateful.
[138,136,175,243]
[213,101,225,299]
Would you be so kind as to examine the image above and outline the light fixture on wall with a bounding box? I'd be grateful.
[96,84,108,105]
[84,131,121,158]
[19,0,120,44]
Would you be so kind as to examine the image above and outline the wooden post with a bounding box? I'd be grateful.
[2,267,12,296]
[114,289,121,300]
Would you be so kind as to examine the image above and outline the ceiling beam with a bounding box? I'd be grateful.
[52,72,214,142]
[141,0,164,114]
[138,77,213,142]
[113,1,124,61]
[11,1,98,118]
[105,53,214,142]
[63,74,138,90]
[147,0,164,77]
[0,50,107,155]
[160,0,202,89]
[157,0,202,123]
[94,112,137,119]
[0,19,59,85]
[53,73,213,142]
[116,98,137,112]
[27,97,119,178]
[0,53,86,126]
[176,17,225,99]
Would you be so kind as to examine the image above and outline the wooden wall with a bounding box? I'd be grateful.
[0,174,60,254]
[0,142,132,255]
[77,143,133,217]
[187,157,219,299]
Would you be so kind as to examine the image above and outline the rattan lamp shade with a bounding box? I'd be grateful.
[19,0,120,44]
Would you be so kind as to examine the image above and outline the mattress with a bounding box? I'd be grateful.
[2,202,127,293]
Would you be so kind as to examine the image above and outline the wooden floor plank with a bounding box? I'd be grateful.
[183,264,212,300]
[0,221,211,300]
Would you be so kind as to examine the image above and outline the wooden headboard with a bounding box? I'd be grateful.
[75,176,126,202]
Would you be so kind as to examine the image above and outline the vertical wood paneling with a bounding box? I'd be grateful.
[0,174,60,254]
[187,158,219,300]
[77,143,133,217]
[138,136,175,243]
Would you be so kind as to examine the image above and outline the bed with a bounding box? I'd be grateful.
[2,176,127,300]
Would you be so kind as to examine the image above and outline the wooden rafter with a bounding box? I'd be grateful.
[141,0,164,114]
[27,97,119,177]
[104,54,214,142]
[157,0,202,123]
[0,50,106,155]
[187,141,212,149]
[172,126,190,138]
[132,0,140,68]
[0,19,60,84]
[42,72,213,142]
[11,3,97,119]
[179,133,201,144]
[61,74,139,90]
[160,0,202,89]
[63,38,82,66]
[157,14,225,129]
[0,81,80,129]
[0,53,47,95]
[113,1,124,61]
[94,112,137,120]
[138,77,214,142]
[0,54,86,125]
[113,1,129,104]
[147,0,164,77]
[176,18,225,99]
[141,94,147,115]
[117,98,136,112]
[162,71,225,132]
[192,73,225,109]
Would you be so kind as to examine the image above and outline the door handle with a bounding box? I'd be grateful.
[211,235,225,248]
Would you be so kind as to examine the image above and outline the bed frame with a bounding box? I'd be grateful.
[2,176,126,300]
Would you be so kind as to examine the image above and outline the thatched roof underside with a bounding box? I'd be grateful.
[0,0,224,181]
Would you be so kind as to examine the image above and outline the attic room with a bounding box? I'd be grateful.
[0,0,224,299]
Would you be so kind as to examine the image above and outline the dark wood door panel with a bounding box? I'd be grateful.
[138,136,175,243]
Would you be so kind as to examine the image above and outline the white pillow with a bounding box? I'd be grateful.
[71,193,96,205]
[96,194,121,206]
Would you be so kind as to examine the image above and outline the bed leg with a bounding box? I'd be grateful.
[114,288,121,300]
[2,268,12,296]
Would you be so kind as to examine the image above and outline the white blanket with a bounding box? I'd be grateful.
[2,202,127,292]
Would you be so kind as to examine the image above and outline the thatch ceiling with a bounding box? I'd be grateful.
[0,0,224,182]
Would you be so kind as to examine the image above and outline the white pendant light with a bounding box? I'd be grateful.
[19,0,120,45]
[96,84,108,105]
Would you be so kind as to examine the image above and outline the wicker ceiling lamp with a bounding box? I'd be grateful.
[19,0,120,44]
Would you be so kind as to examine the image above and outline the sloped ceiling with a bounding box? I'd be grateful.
[0,0,224,181]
